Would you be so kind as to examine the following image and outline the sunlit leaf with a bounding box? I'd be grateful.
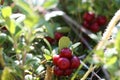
[94,49,104,57]
[7,19,16,35]
[14,0,34,16]
[43,0,58,9]
[1,67,15,80]
[106,56,117,65]
[24,16,39,28]
[58,36,71,50]
[56,27,71,33]
[43,54,52,60]
[1,6,11,19]
[115,31,120,53]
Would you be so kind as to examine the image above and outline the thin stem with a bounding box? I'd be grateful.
[96,9,120,50]
[81,65,96,80]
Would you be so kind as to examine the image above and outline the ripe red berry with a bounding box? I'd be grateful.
[71,56,80,69]
[45,36,55,44]
[96,16,107,26]
[60,48,72,59]
[64,68,73,76]
[90,22,99,32]
[55,32,63,41]
[83,21,90,29]
[83,12,95,22]
[57,58,70,70]
[54,66,63,76]
[53,55,60,65]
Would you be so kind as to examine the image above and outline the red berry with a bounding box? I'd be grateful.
[96,16,107,26]
[90,22,99,32]
[55,32,63,41]
[57,58,70,70]
[83,21,90,29]
[54,66,63,76]
[64,68,73,76]
[45,36,55,44]
[83,12,95,22]
[53,55,60,65]
[71,56,80,69]
[60,48,72,59]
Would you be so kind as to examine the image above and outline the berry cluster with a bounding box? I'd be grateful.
[45,32,63,44]
[53,48,80,76]
[83,12,107,32]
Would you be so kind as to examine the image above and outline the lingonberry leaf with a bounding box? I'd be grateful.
[58,36,71,50]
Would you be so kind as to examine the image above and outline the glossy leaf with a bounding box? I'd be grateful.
[70,42,81,49]
[56,27,71,33]
[58,36,71,50]
[0,33,7,46]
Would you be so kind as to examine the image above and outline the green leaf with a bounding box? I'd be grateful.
[58,36,71,50]
[6,19,16,35]
[24,16,39,28]
[43,54,52,60]
[43,48,51,55]
[56,27,71,33]
[44,22,54,38]
[43,0,58,9]
[1,6,12,19]
[115,31,120,53]
[14,0,34,16]
[0,33,7,46]
[94,49,104,57]
[1,67,15,80]
[43,38,52,52]
[106,56,117,65]
[70,42,81,49]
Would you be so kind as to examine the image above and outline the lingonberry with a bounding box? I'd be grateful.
[64,68,73,76]
[96,16,107,26]
[83,21,90,29]
[57,58,70,70]
[55,32,63,41]
[54,66,63,76]
[53,55,60,66]
[60,48,72,59]
[45,36,55,44]
[71,56,80,69]
[90,22,100,32]
[83,12,95,22]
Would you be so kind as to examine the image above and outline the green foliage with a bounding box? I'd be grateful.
[115,31,120,53]
[58,36,71,50]
[0,0,120,80]
[0,33,7,46]
[1,7,12,19]
[1,67,15,80]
